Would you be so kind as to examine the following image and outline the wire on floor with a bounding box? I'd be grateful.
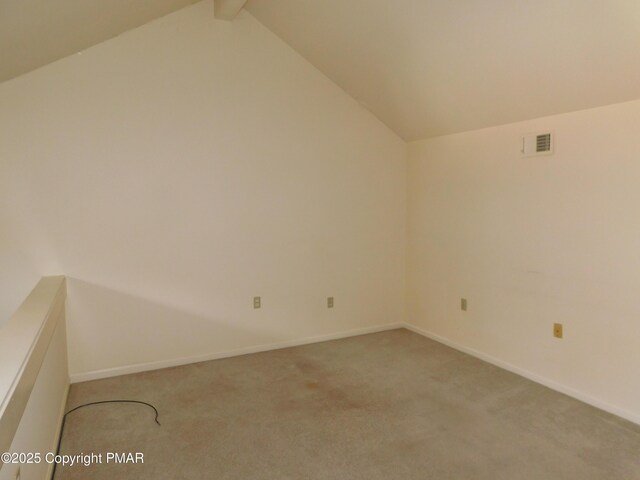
[51,400,161,479]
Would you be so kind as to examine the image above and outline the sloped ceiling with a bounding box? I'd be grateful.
[0,0,199,83]
[2,1,640,140]
[246,0,640,140]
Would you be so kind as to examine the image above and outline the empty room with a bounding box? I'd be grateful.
[1,0,639,478]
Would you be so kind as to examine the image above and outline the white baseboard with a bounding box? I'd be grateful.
[70,323,405,383]
[402,322,640,426]
[69,320,639,426]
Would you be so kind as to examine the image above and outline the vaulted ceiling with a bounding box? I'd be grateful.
[2,0,640,140]
[0,0,199,83]
[246,0,640,140]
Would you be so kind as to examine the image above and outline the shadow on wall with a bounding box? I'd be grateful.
[65,277,314,379]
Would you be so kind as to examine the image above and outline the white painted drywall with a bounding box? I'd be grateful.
[246,0,640,140]
[0,321,69,480]
[0,1,406,377]
[0,0,200,83]
[407,99,640,422]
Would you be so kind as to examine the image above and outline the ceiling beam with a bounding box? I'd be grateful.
[214,0,248,21]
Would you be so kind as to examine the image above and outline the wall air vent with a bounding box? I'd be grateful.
[522,131,553,157]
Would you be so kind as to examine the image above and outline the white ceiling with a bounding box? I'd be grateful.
[2,1,640,140]
[0,0,199,83]
[246,0,640,140]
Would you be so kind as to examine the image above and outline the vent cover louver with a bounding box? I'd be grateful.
[522,132,553,157]
[536,133,551,153]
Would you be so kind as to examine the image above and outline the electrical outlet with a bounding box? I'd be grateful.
[553,323,563,338]
[253,296,261,309]
[461,298,467,311]
[327,297,334,308]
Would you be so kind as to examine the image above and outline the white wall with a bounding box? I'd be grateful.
[408,99,640,423]
[0,236,42,329]
[0,1,406,377]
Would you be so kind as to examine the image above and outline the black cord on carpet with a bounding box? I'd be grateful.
[51,400,161,479]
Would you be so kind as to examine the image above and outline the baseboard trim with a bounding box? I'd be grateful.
[70,323,405,384]
[402,323,640,426]
[69,321,639,426]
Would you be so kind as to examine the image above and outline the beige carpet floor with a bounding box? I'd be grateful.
[55,328,640,479]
